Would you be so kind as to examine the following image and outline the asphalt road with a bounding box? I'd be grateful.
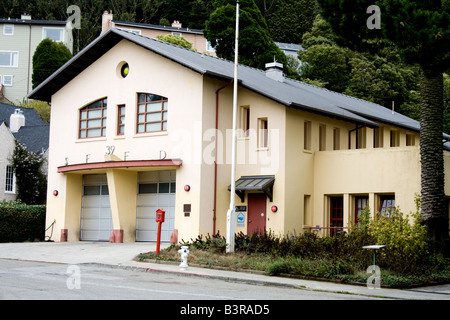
[0,259,381,301]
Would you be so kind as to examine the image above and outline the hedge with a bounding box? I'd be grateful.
[0,203,46,242]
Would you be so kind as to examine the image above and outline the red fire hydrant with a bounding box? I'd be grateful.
[155,209,165,254]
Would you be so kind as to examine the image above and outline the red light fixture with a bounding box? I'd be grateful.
[271,205,277,213]
[53,190,59,196]
[184,185,190,192]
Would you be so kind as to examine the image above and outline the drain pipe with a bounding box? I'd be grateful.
[214,80,233,235]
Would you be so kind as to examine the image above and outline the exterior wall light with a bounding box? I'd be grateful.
[53,190,59,196]
[271,205,278,213]
[184,185,190,192]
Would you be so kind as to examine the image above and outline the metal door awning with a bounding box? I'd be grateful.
[228,175,275,202]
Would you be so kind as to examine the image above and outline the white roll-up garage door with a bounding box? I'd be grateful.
[136,171,176,242]
[80,174,113,241]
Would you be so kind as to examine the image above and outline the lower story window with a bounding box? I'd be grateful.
[379,195,395,216]
[5,165,15,193]
[330,196,343,236]
[355,196,369,224]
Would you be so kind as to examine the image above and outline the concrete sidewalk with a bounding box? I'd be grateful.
[0,241,449,300]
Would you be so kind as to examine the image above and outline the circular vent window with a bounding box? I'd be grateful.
[120,63,129,78]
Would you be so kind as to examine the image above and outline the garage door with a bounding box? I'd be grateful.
[80,174,113,241]
[136,171,176,242]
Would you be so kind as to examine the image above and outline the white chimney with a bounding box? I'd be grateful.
[172,20,182,28]
[101,10,114,34]
[10,109,25,133]
[21,13,31,20]
[265,61,284,82]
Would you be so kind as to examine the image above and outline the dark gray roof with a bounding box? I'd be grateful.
[0,103,45,127]
[0,18,66,25]
[13,125,49,154]
[0,103,49,153]
[113,20,203,35]
[28,27,427,133]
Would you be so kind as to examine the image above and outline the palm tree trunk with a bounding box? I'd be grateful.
[419,69,449,243]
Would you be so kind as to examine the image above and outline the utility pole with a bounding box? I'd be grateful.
[226,0,239,253]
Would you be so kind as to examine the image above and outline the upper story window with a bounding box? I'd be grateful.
[3,24,14,35]
[79,98,107,139]
[0,51,18,67]
[137,93,168,133]
[43,27,64,42]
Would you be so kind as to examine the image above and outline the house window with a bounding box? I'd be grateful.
[43,27,64,42]
[117,105,125,135]
[406,133,415,146]
[333,128,340,150]
[0,51,18,67]
[373,127,383,148]
[171,32,182,37]
[304,121,311,151]
[258,118,268,148]
[379,195,395,216]
[2,75,13,86]
[330,196,344,236]
[239,106,250,137]
[303,195,311,226]
[355,196,369,224]
[390,130,399,147]
[319,124,326,151]
[5,166,15,193]
[137,93,168,133]
[357,127,367,149]
[3,24,13,35]
[79,98,107,139]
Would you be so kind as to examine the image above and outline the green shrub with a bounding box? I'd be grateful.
[368,199,428,274]
[0,201,46,242]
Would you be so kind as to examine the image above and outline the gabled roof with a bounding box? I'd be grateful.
[28,27,425,133]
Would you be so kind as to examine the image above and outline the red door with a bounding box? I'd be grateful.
[247,194,267,235]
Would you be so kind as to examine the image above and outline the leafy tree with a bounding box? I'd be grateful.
[157,34,195,50]
[318,0,450,244]
[32,38,72,89]
[266,0,318,43]
[204,0,286,70]
[10,141,47,205]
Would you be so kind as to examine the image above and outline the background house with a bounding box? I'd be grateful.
[0,13,73,103]
[0,102,49,202]
[101,11,216,56]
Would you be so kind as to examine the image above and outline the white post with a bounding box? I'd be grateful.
[226,0,239,253]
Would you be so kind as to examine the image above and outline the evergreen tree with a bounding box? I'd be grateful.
[318,0,450,244]
[32,38,72,89]
[204,0,286,70]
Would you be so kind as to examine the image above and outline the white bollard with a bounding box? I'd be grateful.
[178,246,189,270]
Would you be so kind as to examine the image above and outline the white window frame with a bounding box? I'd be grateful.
[42,27,65,42]
[5,165,16,194]
[3,24,14,35]
[0,51,19,67]
[171,32,182,37]
[2,75,13,86]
